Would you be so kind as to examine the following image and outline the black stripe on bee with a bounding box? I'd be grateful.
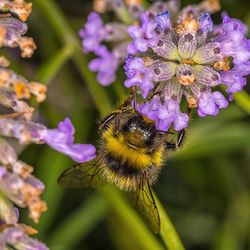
[105,153,141,178]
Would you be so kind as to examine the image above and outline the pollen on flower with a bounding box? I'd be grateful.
[175,18,199,35]
[28,199,47,224]
[143,56,154,67]
[0,26,6,46]
[0,0,32,22]
[93,0,106,13]
[201,0,221,13]
[29,82,47,102]
[213,57,231,71]
[18,37,37,58]
[177,72,196,85]
[14,81,31,99]
[0,68,11,85]
[14,2,32,22]
[187,96,198,108]
[125,0,143,6]
[12,162,33,179]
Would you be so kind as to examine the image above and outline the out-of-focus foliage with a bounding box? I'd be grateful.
[12,0,250,249]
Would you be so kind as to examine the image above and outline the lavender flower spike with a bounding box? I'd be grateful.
[39,118,96,163]
[89,45,120,86]
[127,12,158,54]
[1,227,48,250]
[125,8,250,131]
[79,12,108,53]
[80,0,174,85]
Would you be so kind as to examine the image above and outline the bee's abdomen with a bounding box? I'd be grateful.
[105,153,141,178]
[101,153,161,191]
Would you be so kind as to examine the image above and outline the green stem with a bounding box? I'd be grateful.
[37,43,74,84]
[234,91,250,114]
[49,194,109,249]
[154,193,185,250]
[114,4,132,25]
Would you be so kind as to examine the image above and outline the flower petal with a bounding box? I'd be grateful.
[151,61,177,82]
[155,11,171,32]
[192,42,222,64]
[194,65,221,86]
[178,33,197,59]
[152,38,179,60]
[39,118,96,163]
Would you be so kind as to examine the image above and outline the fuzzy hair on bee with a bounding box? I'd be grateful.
[58,97,186,232]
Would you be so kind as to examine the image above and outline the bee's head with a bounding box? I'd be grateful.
[122,114,156,148]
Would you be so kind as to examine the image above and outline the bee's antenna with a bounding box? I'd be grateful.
[156,130,175,135]
[131,86,137,110]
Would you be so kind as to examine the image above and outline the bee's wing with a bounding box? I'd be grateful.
[132,179,160,233]
[58,159,105,188]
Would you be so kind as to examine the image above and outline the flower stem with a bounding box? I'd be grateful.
[37,43,75,84]
[48,194,109,249]
[234,91,250,114]
[154,192,185,250]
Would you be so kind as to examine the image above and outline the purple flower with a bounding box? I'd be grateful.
[155,11,171,32]
[0,165,47,223]
[0,117,96,163]
[39,118,96,163]
[216,16,250,64]
[80,0,219,86]
[198,91,228,116]
[198,13,213,32]
[79,12,108,53]
[124,55,154,98]
[1,227,48,250]
[221,71,247,100]
[127,12,157,54]
[89,45,120,85]
[138,96,189,131]
[0,13,36,57]
[125,9,250,130]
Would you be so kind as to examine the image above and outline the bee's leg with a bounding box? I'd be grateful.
[166,129,186,149]
[114,116,121,134]
[100,112,119,131]
[166,107,191,149]
[131,86,137,110]
[121,86,137,108]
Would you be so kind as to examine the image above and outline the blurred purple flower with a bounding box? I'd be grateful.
[39,118,96,163]
[0,227,48,250]
[79,12,108,53]
[79,0,173,85]
[127,12,157,54]
[89,45,120,86]
[198,91,228,116]
[138,95,189,131]
[124,55,154,98]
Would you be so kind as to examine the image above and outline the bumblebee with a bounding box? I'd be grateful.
[58,97,185,232]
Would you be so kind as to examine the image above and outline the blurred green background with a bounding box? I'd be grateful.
[12,0,250,249]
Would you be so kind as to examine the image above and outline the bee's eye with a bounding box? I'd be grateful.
[144,130,156,146]
[123,115,140,132]
[122,123,130,132]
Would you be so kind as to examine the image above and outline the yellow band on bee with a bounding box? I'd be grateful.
[103,128,164,168]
